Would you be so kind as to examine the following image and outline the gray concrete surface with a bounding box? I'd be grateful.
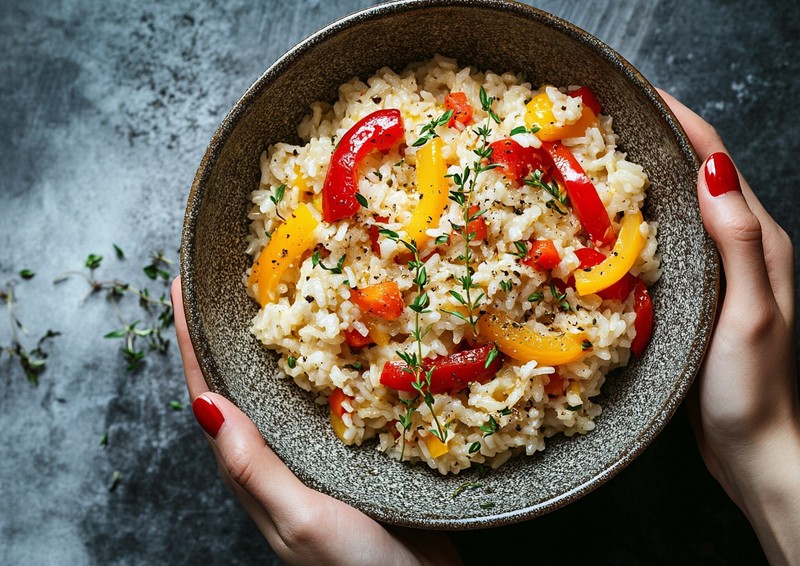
[1,0,798,564]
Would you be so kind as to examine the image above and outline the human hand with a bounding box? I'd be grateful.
[660,90,800,564]
[171,277,461,566]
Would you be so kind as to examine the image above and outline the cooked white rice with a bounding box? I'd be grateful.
[245,55,660,475]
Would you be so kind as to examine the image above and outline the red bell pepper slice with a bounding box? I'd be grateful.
[541,141,614,246]
[444,92,473,128]
[380,343,502,394]
[368,215,389,258]
[630,278,653,357]
[321,109,405,222]
[328,387,352,417]
[572,248,635,301]
[343,327,374,349]
[568,86,602,116]
[523,239,561,270]
[488,138,550,184]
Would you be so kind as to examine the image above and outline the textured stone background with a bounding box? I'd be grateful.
[1,0,798,564]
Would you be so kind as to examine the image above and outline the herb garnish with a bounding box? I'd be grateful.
[441,89,502,334]
[525,169,567,215]
[511,241,528,259]
[355,193,369,208]
[270,183,286,220]
[549,280,571,311]
[452,481,483,498]
[311,251,346,275]
[378,229,448,456]
[412,109,454,147]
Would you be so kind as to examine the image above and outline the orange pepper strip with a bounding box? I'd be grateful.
[248,204,319,306]
[476,312,587,366]
[349,281,404,321]
[574,211,645,296]
[525,91,599,141]
[403,136,449,250]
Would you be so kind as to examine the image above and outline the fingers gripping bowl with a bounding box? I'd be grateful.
[181,0,718,528]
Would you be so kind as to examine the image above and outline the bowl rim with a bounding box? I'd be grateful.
[181,0,718,528]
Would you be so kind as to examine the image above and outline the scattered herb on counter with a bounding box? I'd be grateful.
[108,470,121,492]
[169,400,185,411]
[1,280,60,385]
[55,247,175,372]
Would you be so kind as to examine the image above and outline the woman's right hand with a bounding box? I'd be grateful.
[660,90,800,565]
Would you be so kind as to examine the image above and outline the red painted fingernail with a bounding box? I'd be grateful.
[192,395,224,438]
[704,152,741,196]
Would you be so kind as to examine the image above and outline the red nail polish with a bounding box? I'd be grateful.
[705,152,741,196]
[192,396,224,438]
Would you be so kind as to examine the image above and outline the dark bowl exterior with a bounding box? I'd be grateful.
[181,0,718,529]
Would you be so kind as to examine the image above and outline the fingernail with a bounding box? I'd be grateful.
[705,152,741,197]
[192,395,224,438]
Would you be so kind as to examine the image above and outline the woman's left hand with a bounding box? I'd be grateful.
[172,277,461,566]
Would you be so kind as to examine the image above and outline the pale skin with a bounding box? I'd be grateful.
[174,92,800,565]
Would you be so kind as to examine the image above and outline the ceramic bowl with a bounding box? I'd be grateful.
[181,0,719,529]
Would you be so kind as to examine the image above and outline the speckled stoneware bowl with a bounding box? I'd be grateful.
[181,0,719,529]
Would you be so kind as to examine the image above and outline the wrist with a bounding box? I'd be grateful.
[717,417,800,565]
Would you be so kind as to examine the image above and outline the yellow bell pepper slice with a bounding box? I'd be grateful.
[330,412,355,445]
[248,204,319,306]
[403,136,449,249]
[574,211,646,296]
[476,312,587,366]
[423,434,449,458]
[525,92,599,141]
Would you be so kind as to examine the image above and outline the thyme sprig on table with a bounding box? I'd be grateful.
[1,279,60,384]
[378,228,449,457]
[441,87,501,334]
[55,247,175,371]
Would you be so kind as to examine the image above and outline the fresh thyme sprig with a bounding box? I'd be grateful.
[270,183,286,220]
[55,248,174,371]
[378,228,448,456]
[479,86,502,125]
[441,88,502,334]
[525,169,567,215]
[412,109,454,147]
[311,250,346,275]
[1,280,60,384]
[549,280,571,312]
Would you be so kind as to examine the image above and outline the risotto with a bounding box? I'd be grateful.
[245,56,660,475]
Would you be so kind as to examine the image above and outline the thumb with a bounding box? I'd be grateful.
[697,152,772,305]
[191,393,314,522]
